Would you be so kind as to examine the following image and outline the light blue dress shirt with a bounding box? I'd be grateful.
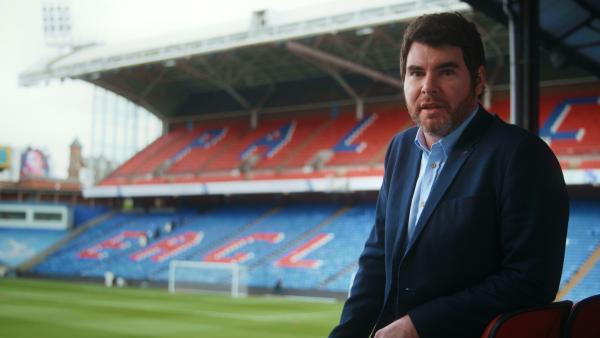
[406,106,479,241]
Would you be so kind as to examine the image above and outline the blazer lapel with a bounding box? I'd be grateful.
[400,109,493,260]
[391,139,422,260]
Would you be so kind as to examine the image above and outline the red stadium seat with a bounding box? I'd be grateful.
[480,301,572,338]
[565,294,600,338]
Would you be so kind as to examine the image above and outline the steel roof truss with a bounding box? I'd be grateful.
[92,78,165,120]
[294,54,364,120]
[285,41,402,89]
[178,59,251,109]
[140,67,167,99]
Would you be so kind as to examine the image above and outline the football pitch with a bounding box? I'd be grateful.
[0,278,343,338]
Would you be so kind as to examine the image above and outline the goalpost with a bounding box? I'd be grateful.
[168,260,248,298]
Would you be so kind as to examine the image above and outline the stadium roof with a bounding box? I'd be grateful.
[463,0,600,79]
[18,0,600,197]
[18,0,477,121]
[20,0,597,124]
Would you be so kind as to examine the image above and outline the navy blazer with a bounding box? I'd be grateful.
[329,108,569,338]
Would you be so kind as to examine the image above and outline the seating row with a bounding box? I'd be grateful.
[31,201,600,297]
[103,91,600,185]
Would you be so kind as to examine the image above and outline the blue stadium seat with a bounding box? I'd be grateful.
[30,200,600,297]
[0,228,67,267]
[560,200,600,301]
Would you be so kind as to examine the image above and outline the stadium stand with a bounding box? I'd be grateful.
[109,127,188,176]
[488,92,600,170]
[73,204,109,228]
[42,212,208,279]
[539,95,600,156]
[560,200,600,301]
[95,102,410,184]
[166,121,245,174]
[564,255,600,303]
[202,118,292,172]
[269,203,374,292]
[27,200,600,298]
[0,228,67,267]
[34,206,272,280]
[134,128,210,174]
[283,107,366,169]
[145,205,275,280]
[325,103,411,167]
[165,203,342,288]
[254,114,330,170]
[0,203,103,268]
[97,90,600,189]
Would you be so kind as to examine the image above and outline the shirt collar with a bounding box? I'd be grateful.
[414,104,479,156]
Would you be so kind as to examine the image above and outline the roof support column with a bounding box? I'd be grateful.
[250,109,259,129]
[328,69,364,120]
[288,46,365,120]
[286,42,374,120]
[356,98,364,120]
[248,85,275,130]
[504,0,539,134]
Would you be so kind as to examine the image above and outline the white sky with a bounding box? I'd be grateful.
[0,0,391,179]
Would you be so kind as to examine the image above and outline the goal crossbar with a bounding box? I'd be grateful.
[168,260,247,298]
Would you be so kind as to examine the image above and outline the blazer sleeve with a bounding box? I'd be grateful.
[407,135,569,338]
[328,137,397,338]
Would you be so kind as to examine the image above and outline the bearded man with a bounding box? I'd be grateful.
[329,12,569,338]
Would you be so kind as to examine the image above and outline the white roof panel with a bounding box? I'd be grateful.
[20,0,470,86]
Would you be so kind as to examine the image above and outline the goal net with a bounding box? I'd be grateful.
[168,260,248,297]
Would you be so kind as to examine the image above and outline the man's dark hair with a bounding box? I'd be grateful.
[400,12,486,86]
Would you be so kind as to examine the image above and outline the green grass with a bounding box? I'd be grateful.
[0,278,343,338]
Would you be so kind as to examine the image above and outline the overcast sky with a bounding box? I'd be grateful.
[0,0,395,179]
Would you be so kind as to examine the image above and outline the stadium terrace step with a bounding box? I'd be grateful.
[28,201,600,297]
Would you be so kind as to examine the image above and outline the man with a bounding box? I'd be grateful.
[329,12,568,338]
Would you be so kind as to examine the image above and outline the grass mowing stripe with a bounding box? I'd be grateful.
[0,278,343,338]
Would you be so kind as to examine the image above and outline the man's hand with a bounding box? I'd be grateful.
[373,315,419,338]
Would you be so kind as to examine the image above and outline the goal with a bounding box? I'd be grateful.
[168,260,248,297]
